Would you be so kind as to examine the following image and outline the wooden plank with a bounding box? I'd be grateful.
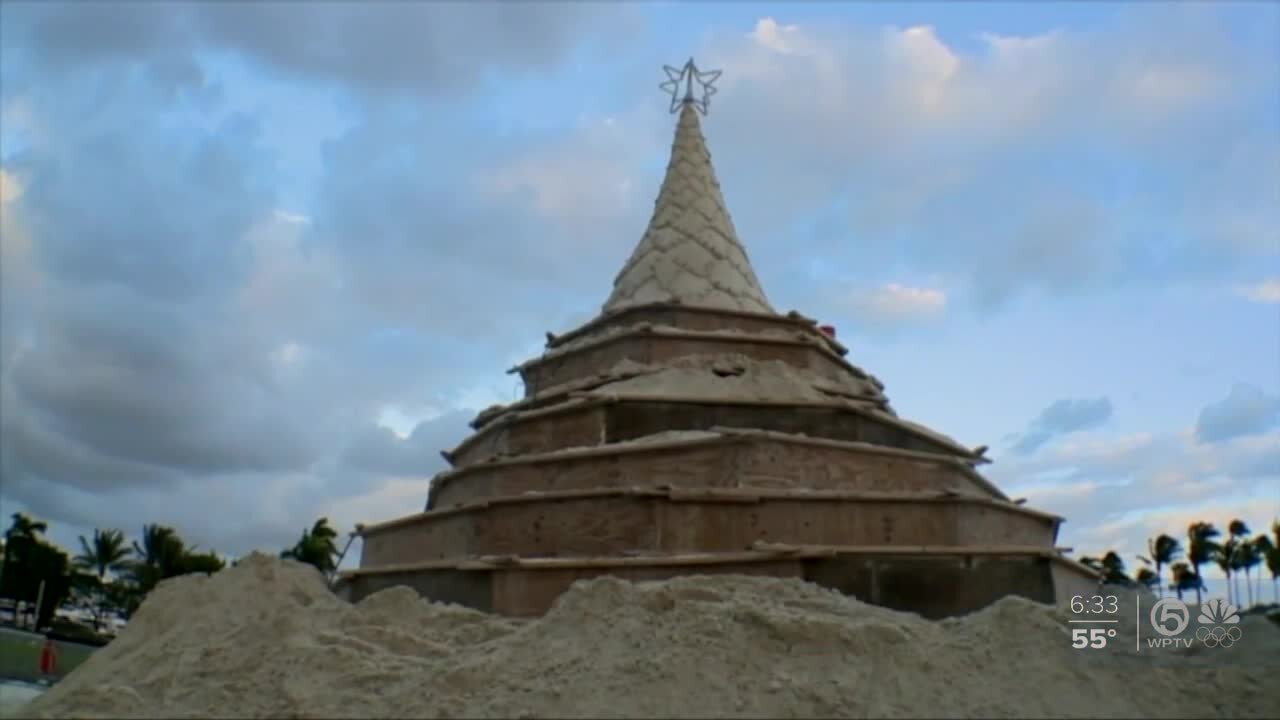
[513,324,829,373]
[432,427,1004,503]
[752,541,1069,556]
[752,541,1101,578]
[369,485,1058,537]
[512,328,869,403]
[590,396,976,460]
[452,394,986,473]
[544,302,841,353]
[448,397,609,465]
[338,549,830,578]
[341,544,1090,580]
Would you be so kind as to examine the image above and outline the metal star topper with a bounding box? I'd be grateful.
[659,58,722,115]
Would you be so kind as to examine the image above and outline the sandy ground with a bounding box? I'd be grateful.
[17,554,1279,719]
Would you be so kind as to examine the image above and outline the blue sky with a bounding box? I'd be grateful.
[0,2,1276,596]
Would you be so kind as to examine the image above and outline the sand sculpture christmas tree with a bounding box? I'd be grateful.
[335,60,1099,617]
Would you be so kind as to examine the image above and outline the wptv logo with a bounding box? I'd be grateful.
[1147,596,1243,650]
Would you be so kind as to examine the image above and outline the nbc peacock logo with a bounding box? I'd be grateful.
[1194,598,1243,649]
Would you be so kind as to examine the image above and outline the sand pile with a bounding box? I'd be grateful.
[19,555,1278,719]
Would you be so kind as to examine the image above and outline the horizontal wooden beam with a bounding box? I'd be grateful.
[540,301,850,357]
[337,543,1101,582]
[360,485,1060,536]
[336,550,814,578]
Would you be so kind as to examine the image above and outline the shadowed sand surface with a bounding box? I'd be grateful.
[1,681,45,716]
[16,554,1279,719]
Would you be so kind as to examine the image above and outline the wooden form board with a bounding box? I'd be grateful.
[451,400,607,467]
[358,489,1059,568]
[448,396,978,469]
[337,548,1086,619]
[431,430,1002,509]
[543,302,850,358]
[805,552,1057,618]
[518,328,861,398]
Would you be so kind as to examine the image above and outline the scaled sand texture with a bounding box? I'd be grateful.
[603,103,772,315]
[19,554,1279,719]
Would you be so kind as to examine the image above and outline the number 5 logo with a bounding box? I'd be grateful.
[1149,598,1190,637]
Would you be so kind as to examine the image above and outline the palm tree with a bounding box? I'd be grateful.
[73,529,132,631]
[281,517,341,576]
[5,513,48,539]
[1228,519,1251,605]
[1264,529,1280,605]
[1100,551,1132,586]
[1240,539,1263,609]
[180,550,226,575]
[0,514,74,630]
[1215,538,1237,605]
[1169,561,1202,601]
[1138,534,1181,598]
[3,512,49,557]
[1,513,51,625]
[127,524,188,594]
[74,529,131,580]
[1187,522,1221,605]
[1135,567,1159,593]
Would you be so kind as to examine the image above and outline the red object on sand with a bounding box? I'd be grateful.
[818,324,836,339]
[38,638,58,676]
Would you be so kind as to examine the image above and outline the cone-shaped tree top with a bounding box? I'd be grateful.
[603,102,774,314]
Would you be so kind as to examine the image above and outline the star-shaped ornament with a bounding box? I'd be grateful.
[659,58,722,115]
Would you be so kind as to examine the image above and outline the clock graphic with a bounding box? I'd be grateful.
[1069,594,1121,650]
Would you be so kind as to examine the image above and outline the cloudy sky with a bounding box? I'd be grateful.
[1,2,1276,590]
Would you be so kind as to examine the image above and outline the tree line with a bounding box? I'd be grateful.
[1081,518,1280,607]
[0,512,349,633]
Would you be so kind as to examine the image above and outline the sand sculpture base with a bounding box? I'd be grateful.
[336,303,1100,618]
[335,104,1100,617]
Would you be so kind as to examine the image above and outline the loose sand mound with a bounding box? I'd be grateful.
[19,554,1278,719]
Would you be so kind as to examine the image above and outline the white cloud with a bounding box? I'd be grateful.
[0,95,40,147]
[273,209,312,225]
[980,30,1060,60]
[1235,278,1280,304]
[992,426,1279,582]
[0,167,21,206]
[376,405,443,439]
[747,17,805,55]
[695,9,1271,310]
[886,26,960,114]
[0,168,41,301]
[269,341,306,369]
[236,211,343,337]
[315,476,432,567]
[841,283,947,327]
[479,113,654,231]
[1126,65,1222,108]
